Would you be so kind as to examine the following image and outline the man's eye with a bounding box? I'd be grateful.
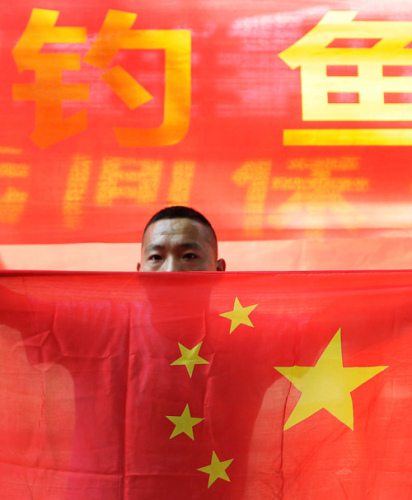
[183,253,198,260]
[148,254,162,261]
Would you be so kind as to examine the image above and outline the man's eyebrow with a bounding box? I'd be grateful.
[144,242,203,253]
[144,244,165,253]
[178,242,203,250]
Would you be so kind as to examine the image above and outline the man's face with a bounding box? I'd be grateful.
[137,218,226,272]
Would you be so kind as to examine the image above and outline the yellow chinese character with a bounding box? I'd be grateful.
[12,9,88,149]
[84,10,191,147]
[0,148,30,225]
[13,9,191,149]
[279,11,412,145]
[269,157,368,232]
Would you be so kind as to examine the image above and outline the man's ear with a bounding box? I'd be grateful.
[216,258,226,271]
[137,262,141,271]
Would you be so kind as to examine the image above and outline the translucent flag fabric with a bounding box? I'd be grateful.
[0,270,412,498]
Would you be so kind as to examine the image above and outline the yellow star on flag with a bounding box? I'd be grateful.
[171,342,209,377]
[166,404,203,440]
[198,451,234,488]
[220,297,258,334]
[274,328,388,430]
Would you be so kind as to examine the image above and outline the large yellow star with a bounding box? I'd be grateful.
[220,297,258,334]
[198,451,234,488]
[166,404,203,440]
[274,328,388,430]
[171,342,209,377]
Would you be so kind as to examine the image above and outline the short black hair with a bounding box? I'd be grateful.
[143,206,217,243]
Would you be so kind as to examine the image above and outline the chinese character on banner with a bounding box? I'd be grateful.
[12,9,191,149]
[279,11,412,146]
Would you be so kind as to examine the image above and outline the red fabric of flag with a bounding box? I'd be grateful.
[0,270,411,499]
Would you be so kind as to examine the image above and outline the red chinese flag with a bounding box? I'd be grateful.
[0,270,411,498]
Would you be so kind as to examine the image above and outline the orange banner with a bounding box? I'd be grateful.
[1,1,412,244]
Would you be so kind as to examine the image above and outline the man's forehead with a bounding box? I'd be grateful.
[143,218,215,247]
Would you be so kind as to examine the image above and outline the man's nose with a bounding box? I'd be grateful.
[162,256,182,272]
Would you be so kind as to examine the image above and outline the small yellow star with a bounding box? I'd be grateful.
[171,342,209,377]
[220,297,258,334]
[198,451,234,488]
[275,328,388,430]
[166,404,203,440]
